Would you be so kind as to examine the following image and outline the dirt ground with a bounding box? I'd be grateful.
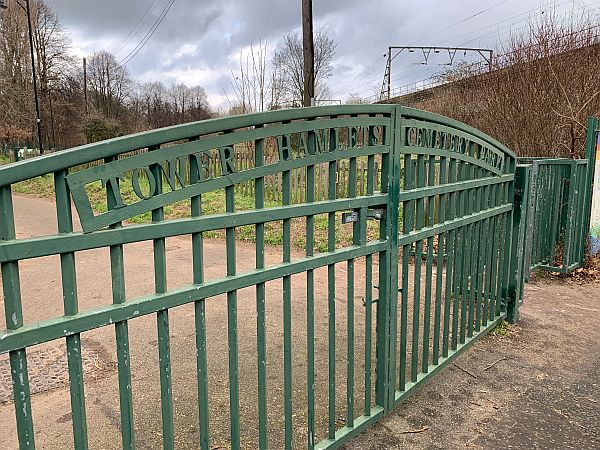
[1,194,599,449]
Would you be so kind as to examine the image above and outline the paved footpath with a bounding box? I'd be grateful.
[1,194,599,449]
[346,279,600,449]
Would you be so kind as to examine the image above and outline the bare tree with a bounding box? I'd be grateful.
[0,3,35,142]
[230,40,276,113]
[187,85,211,121]
[87,50,132,120]
[136,81,211,128]
[0,1,212,148]
[272,30,336,105]
[0,0,81,148]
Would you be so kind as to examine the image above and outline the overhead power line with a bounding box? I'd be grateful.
[380,46,493,100]
[119,0,176,66]
[413,0,514,44]
[110,0,163,56]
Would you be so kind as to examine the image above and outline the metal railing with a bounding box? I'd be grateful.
[519,118,598,278]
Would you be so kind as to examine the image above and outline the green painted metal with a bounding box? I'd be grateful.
[506,165,531,323]
[520,133,596,278]
[105,155,135,450]
[0,105,519,450]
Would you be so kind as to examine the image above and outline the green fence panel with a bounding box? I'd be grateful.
[519,134,596,278]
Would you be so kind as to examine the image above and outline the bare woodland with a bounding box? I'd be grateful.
[0,0,211,149]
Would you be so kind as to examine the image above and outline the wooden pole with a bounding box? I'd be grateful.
[83,57,89,116]
[302,0,315,107]
[24,0,44,154]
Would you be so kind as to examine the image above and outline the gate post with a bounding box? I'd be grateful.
[507,164,530,323]
[375,106,401,413]
[584,117,599,256]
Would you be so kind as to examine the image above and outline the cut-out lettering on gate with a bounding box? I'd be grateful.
[66,124,387,233]
[403,125,505,173]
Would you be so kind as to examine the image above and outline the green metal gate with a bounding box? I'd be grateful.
[0,105,520,449]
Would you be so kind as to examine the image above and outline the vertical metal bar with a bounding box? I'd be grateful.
[475,170,489,332]
[451,161,465,350]
[483,180,495,323]
[104,156,135,450]
[149,151,175,450]
[460,164,475,344]
[189,140,210,450]
[422,155,436,373]
[399,153,413,390]
[0,186,35,450]
[346,154,357,428]
[55,169,89,450]
[253,131,268,450]
[381,117,397,410]
[488,182,501,320]
[432,156,447,365]
[306,131,316,449]
[282,156,293,450]
[225,182,240,449]
[411,154,425,382]
[442,158,457,357]
[475,178,490,332]
[364,250,372,411]
[364,150,375,415]
[327,137,337,440]
[467,166,482,338]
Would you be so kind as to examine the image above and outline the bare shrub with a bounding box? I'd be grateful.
[409,10,600,158]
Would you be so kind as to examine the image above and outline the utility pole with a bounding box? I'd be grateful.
[47,88,56,149]
[23,0,44,154]
[386,47,391,100]
[83,57,89,115]
[301,0,315,107]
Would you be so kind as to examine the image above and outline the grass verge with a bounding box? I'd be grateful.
[10,173,380,251]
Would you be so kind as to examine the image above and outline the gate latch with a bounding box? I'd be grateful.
[367,209,384,220]
[341,208,385,224]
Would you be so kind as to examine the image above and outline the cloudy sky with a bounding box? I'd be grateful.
[46,0,598,110]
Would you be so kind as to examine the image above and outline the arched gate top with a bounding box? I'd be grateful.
[0,105,515,188]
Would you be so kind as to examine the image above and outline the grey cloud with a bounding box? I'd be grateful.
[45,0,585,106]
